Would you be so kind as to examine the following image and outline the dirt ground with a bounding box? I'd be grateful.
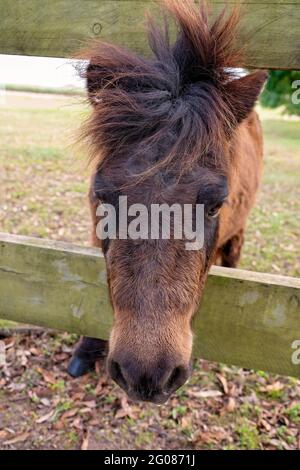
[0,92,299,450]
[1,330,300,450]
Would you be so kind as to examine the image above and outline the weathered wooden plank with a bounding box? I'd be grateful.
[0,233,113,339]
[0,1,300,69]
[0,232,300,377]
[193,269,300,378]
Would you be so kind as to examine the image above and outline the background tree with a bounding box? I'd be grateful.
[260,70,300,115]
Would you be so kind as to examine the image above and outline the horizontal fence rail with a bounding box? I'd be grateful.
[1,0,300,69]
[0,233,300,377]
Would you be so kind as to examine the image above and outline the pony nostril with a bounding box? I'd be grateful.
[108,358,190,403]
[109,360,128,391]
[166,366,188,392]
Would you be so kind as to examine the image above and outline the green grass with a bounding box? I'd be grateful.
[238,109,300,277]
[237,421,260,450]
[5,83,84,96]
[285,404,300,423]
[0,320,18,328]
[0,92,90,243]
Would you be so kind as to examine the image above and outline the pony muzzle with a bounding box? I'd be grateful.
[107,354,191,404]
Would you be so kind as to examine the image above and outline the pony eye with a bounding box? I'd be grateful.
[98,193,108,203]
[94,190,113,204]
[206,203,223,218]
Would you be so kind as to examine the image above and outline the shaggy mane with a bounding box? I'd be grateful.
[79,0,242,177]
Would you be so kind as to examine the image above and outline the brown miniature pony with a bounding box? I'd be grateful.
[68,0,267,404]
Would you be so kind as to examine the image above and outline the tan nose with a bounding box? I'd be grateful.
[108,355,190,403]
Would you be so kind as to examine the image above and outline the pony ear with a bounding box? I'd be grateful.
[223,70,268,126]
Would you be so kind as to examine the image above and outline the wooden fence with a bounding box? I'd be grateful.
[0,1,300,378]
[1,0,300,69]
[1,233,300,378]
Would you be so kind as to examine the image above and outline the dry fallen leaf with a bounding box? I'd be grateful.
[36,410,55,424]
[82,400,97,409]
[29,347,40,356]
[52,420,65,431]
[72,392,86,401]
[16,349,29,367]
[71,417,83,431]
[0,430,9,440]
[54,353,68,362]
[60,408,79,421]
[259,418,272,432]
[181,416,192,429]
[269,439,282,448]
[89,418,100,426]
[216,373,229,395]
[195,430,229,445]
[226,397,236,413]
[0,341,6,367]
[36,367,56,384]
[34,386,53,399]
[95,361,102,375]
[259,381,284,393]
[81,430,90,450]
[40,397,51,407]
[3,338,15,349]
[189,390,223,398]
[80,407,94,414]
[115,396,137,419]
[4,432,29,445]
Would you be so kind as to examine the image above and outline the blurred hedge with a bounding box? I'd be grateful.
[261,70,300,115]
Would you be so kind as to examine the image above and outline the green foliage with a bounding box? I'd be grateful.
[261,71,300,115]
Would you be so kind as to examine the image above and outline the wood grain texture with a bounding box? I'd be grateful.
[1,233,300,377]
[0,1,300,69]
